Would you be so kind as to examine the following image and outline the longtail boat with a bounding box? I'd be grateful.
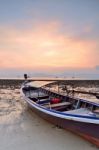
[21,81,99,147]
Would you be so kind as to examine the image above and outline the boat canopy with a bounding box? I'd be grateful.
[26,81,54,88]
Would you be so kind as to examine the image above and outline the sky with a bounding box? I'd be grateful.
[0,0,99,78]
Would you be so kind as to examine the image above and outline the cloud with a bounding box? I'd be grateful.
[0,21,98,70]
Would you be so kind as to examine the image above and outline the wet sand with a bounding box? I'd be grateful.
[0,88,98,150]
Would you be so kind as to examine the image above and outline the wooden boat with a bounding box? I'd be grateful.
[21,81,99,147]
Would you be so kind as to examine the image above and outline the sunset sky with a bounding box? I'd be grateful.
[0,0,99,78]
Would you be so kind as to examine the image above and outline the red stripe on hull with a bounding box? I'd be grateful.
[78,133,99,147]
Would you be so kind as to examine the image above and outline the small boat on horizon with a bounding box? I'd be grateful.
[21,81,99,147]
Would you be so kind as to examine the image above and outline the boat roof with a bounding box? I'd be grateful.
[26,81,54,88]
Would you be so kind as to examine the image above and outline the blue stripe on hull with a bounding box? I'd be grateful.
[28,103,99,147]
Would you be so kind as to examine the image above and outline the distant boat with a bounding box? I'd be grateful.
[21,81,99,147]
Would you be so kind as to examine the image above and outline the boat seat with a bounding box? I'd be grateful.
[37,99,50,104]
[93,109,99,114]
[44,101,71,108]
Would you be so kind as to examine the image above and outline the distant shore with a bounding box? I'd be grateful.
[0,78,99,87]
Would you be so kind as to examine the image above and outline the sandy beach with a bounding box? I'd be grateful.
[0,88,98,150]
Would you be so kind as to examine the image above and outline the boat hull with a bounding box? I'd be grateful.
[27,102,99,147]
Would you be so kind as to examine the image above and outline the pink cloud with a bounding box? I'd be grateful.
[0,21,98,70]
